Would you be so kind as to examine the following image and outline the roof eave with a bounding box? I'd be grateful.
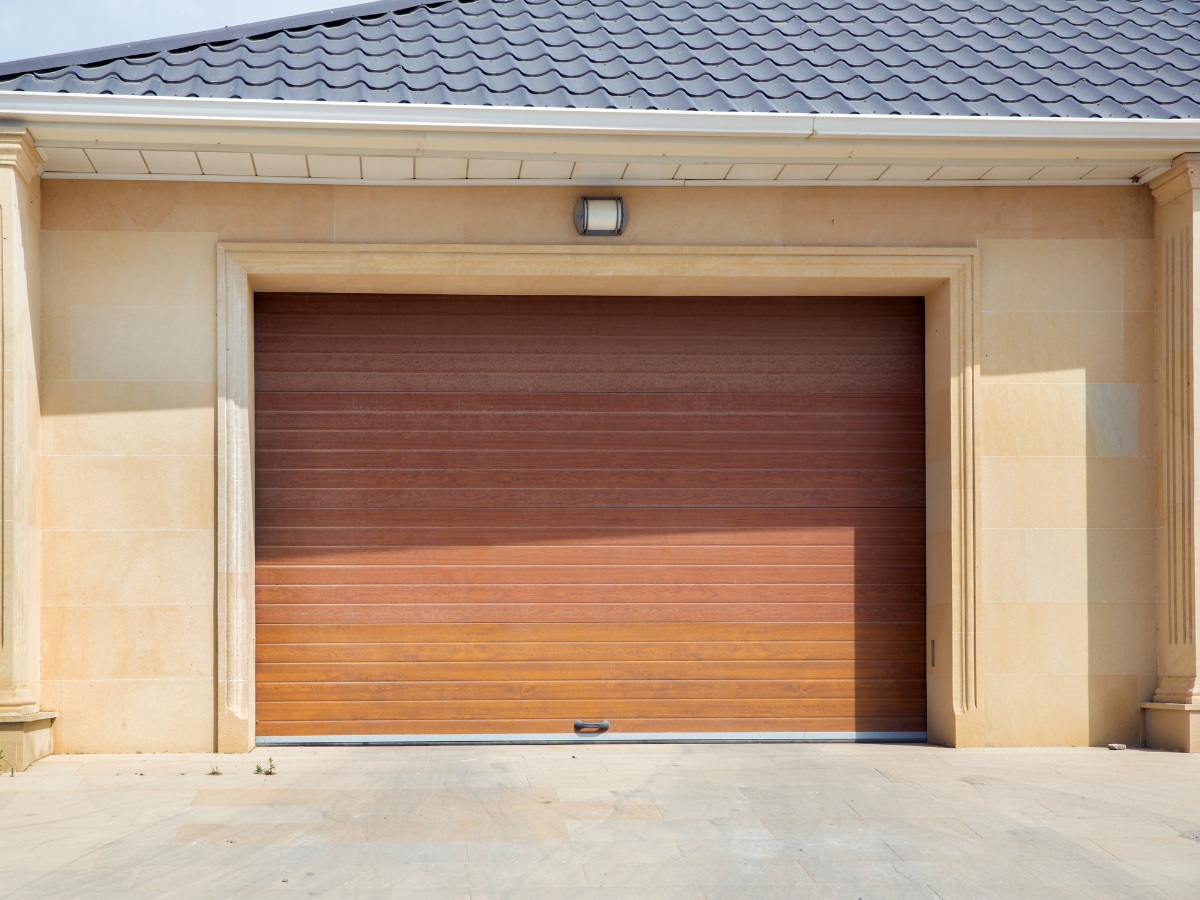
[2,92,1199,170]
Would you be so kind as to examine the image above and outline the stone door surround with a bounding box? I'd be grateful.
[215,243,982,751]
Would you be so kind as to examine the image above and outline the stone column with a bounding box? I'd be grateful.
[1144,154,1200,751]
[0,130,52,769]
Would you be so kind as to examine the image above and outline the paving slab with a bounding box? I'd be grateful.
[1,744,1199,898]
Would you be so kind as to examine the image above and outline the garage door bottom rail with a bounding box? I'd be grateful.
[257,731,928,747]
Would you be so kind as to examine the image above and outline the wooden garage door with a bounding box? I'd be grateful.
[254,294,926,739]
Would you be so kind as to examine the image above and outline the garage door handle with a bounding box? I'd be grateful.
[574,720,610,734]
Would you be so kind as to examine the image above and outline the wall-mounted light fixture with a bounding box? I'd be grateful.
[574,197,627,236]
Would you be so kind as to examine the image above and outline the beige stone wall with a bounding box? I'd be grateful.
[37,180,1157,751]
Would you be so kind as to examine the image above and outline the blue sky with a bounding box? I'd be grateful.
[0,1,338,63]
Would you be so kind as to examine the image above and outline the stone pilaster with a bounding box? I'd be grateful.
[1144,154,1200,750]
[0,129,52,770]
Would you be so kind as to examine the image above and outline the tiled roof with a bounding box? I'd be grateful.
[1,0,1198,118]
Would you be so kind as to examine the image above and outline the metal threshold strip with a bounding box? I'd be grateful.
[258,732,928,747]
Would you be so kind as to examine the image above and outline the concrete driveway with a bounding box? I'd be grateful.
[1,742,1199,898]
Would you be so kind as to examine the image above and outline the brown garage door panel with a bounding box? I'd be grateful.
[254,294,926,739]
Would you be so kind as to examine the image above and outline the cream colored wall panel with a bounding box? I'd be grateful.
[1023,529,1088,604]
[1087,674,1142,746]
[41,605,212,680]
[45,231,217,308]
[1123,312,1153,385]
[462,186,582,244]
[334,185,465,244]
[85,149,148,175]
[39,305,72,383]
[981,456,1148,530]
[47,678,213,754]
[42,530,214,606]
[1087,529,1156,604]
[983,674,1089,746]
[980,311,1123,384]
[361,156,414,180]
[197,151,255,177]
[982,528,1026,604]
[308,154,362,180]
[988,602,1088,675]
[42,382,215,457]
[193,183,337,243]
[627,186,783,246]
[979,383,1086,457]
[1122,240,1155,311]
[251,153,308,178]
[67,305,215,382]
[141,150,202,176]
[981,240,1123,312]
[1030,186,1153,240]
[43,181,197,232]
[783,187,915,246]
[915,189,1031,244]
[41,456,214,531]
[1085,383,1140,456]
[981,457,1086,529]
[1087,602,1158,677]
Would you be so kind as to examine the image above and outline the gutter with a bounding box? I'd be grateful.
[3,92,1200,144]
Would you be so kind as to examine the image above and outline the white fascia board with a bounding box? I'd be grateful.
[0,91,817,138]
[4,92,1200,142]
[2,92,1199,165]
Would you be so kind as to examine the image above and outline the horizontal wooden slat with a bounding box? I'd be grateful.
[254,584,924,604]
[252,640,924,663]
[257,506,926,529]
[256,312,921,339]
[255,431,926,454]
[255,603,925,624]
[255,468,923,491]
[256,332,925,356]
[256,697,928,720]
[256,526,926,549]
[256,351,922,376]
[257,372,924,394]
[255,659,924,681]
[256,621,925,642]
[254,411,923,435]
[254,564,925,586]
[254,293,926,737]
[257,679,928,702]
[256,391,924,414]
[254,545,924,567]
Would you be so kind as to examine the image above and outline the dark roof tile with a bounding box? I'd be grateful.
[0,0,1198,118]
